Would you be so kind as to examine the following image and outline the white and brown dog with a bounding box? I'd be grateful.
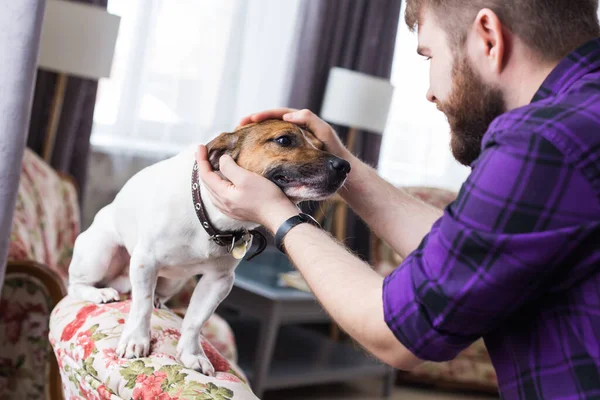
[67,120,350,375]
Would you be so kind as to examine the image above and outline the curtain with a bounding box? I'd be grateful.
[27,0,108,205]
[83,0,305,228]
[287,0,402,261]
[0,0,46,294]
[91,0,303,154]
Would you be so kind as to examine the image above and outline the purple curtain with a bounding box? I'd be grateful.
[27,0,107,205]
[0,0,46,294]
[287,0,402,260]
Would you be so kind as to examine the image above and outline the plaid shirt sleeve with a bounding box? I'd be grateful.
[382,128,598,362]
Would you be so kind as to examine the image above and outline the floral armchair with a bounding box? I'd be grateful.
[1,148,77,399]
[371,186,498,394]
[1,149,258,399]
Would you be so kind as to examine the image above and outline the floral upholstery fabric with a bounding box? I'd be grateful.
[50,297,257,400]
[8,148,80,282]
[0,272,54,400]
[372,186,498,392]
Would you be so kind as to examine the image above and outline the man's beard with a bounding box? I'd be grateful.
[437,53,507,166]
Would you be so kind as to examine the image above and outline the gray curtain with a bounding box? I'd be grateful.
[27,0,107,204]
[288,0,402,260]
[0,0,47,294]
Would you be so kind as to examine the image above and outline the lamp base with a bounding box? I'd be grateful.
[42,73,68,163]
[346,127,358,152]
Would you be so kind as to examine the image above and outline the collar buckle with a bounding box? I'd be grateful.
[210,233,240,252]
[192,161,266,260]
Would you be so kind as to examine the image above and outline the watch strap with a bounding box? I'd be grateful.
[275,213,321,253]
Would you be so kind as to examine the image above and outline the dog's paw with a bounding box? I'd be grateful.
[116,331,151,359]
[95,288,120,303]
[69,285,120,304]
[81,287,120,304]
[178,351,215,376]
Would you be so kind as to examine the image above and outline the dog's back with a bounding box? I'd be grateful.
[67,148,207,300]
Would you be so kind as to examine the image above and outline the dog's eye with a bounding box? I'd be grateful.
[275,136,293,147]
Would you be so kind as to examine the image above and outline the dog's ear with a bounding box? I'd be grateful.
[206,132,241,170]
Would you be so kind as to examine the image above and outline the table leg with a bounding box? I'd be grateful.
[382,367,395,398]
[251,303,281,398]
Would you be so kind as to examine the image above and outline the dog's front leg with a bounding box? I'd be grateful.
[177,270,234,376]
[116,250,158,359]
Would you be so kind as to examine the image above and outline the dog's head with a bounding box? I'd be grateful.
[206,119,350,202]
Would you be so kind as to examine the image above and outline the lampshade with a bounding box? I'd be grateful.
[320,67,395,134]
[38,0,120,79]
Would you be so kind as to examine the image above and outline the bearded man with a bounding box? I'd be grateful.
[196,1,600,398]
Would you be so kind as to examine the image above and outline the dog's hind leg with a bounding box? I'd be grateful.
[67,205,123,304]
[106,273,131,295]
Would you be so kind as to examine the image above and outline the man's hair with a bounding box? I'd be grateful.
[406,0,600,61]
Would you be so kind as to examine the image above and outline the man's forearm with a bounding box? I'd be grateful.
[276,222,421,370]
[339,152,443,258]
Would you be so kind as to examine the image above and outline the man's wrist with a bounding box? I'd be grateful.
[274,213,321,253]
[263,202,301,235]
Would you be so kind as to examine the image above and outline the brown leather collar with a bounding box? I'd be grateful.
[192,161,266,260]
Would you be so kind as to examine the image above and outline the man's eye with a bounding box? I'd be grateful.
[275,136,293,147]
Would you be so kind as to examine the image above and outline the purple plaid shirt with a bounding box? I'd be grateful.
[383,37,600,399]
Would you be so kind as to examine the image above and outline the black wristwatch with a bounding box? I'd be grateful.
[275,213,321,253]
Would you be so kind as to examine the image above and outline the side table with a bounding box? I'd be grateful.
[218,248,395,398]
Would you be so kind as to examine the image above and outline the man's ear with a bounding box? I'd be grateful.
[206,132,241,170]
[472,8,506,74]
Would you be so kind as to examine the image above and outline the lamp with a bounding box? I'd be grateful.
[316,67,395,241]
[320,67,395,151]
[38,0,120,162]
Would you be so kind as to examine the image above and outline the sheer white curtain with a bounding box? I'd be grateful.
[91,0,303,156]
[377,2,470,192]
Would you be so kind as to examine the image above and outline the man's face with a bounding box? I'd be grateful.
[417,7,507,166]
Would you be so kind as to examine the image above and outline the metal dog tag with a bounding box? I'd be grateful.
[231,233,252,260]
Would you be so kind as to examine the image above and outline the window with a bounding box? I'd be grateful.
[92,0,303,156]
[377,2,470,192]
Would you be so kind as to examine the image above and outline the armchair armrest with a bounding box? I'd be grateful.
[2,260,67,400]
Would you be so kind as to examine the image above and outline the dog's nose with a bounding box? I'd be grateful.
[328,157,351,174]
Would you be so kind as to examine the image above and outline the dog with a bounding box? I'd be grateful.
[67,119,351,375]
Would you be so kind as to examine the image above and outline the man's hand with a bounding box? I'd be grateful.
[238,108,350,159]
[195,145,299,233]
[238,108,443,259]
